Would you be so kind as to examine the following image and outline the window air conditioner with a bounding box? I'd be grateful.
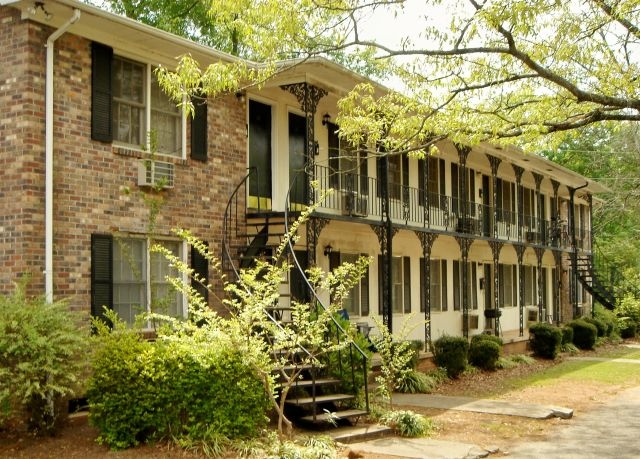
[467,314,479,330]
[341,190,368,217]
[138,160,174,189]
[526,307,539,324]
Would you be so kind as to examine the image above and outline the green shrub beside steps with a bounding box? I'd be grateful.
[87,317,270,450]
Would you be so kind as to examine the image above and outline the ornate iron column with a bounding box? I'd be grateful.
[423,157,431,229]
[281,83,327,266]
[553,250,563,325]
[535,247,545,322]
[515,244,526,336]
[533,172,544,243]
[417,232,438,348]
[372,224,397,332]
[487,155,502,239]
[513,165,525,243]
[455,236,473,338]
[456,145,471,230]
[551,179,560,248]
[489,240,503,335]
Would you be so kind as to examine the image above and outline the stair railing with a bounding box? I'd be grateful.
[283,170,370,420]
[223,169,322,422]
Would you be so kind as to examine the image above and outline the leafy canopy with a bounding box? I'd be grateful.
[107,0,640,151]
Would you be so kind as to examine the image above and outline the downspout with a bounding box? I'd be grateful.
[45,9,81,302]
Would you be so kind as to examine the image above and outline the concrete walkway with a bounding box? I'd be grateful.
[346,354,640,458]
[392,393,573,419]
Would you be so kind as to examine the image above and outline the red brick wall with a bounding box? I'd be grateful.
[0,7,247,315]
[0,8,47,297]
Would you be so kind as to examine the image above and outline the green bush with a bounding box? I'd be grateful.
[325,314,372,398]
[593,305,617,337]
[528,322,562,359]
[380,410,434,437]
[432,335,469,378]
[616,295,640,338]
[568,319,598,350]
[561,326,574,345]
[395,370,431,393]
[468,334,502,371]
[0,280,87,434]
[87,316,270,450]
[582,316,606,338]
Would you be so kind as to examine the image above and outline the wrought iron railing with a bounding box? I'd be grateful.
[313,164,574,249]
[284,171,370,421]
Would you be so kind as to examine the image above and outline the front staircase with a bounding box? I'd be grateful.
[576,255,616,310]
[222,171,369,428]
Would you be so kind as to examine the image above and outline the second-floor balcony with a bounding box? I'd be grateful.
[305,165,589,251]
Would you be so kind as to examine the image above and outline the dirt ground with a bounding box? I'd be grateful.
[1,341,637,459]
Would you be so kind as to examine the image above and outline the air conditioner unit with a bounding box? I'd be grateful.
[138,160,174,189]
[467,314,479,330]
[526,307,539,324]
[341,190,368,217]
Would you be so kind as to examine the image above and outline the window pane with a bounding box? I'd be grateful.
[113,238,146,324]
[113,58,145,146]
[151,71,181,156]
[342,253,361,316]
[391,257,403,313]
[150,241,183,318]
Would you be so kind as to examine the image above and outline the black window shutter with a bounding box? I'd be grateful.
[91,234,113,321]
[328,251,341,306]
[403,256,411,313]
[91,42,113,142]
[360,253,369,316]
[328,122,340,189]
[191,94,208,161]
[191,243,209,304]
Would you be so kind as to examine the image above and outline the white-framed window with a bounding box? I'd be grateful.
[496,178,516,224]
[524,265,537,306]
[453,260,478,311]
[379,255,411,314]
[113,56,184,157]
[113,237,185,326]
[420,259,447,312]
[338,253,370,317]
[499,263,518,307]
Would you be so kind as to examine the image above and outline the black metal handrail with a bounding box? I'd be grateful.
[313,164,574,248]
[283,171,370,420]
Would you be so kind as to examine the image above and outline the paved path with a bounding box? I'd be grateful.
[393,393,573,419]
[567,356,640,364]
[349,354,640,458]
[506,385,640,458]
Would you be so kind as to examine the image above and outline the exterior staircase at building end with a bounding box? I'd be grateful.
[222,171,370,429]
[576,256,616,310]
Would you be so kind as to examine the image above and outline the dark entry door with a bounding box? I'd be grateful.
[249,100,272,210]
[289,112,307,207]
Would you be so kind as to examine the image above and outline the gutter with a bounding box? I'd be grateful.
[44,8,81,302]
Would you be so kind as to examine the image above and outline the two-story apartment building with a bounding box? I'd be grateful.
[0,0,608,347]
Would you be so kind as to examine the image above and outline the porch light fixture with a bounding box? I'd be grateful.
[323,244,333,256]
[322,113,331,126]
[235,90,246,103]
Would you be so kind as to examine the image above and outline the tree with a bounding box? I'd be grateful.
[544,124,640,270]
[147,0,640,151]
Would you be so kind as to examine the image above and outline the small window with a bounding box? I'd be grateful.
[113,56,183,157]
[339,253,370,317]
[524,265,537,306]
[499,264,518,307]
[113,237,184,326]
[453,260,478,311]
[420,259,447,312]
